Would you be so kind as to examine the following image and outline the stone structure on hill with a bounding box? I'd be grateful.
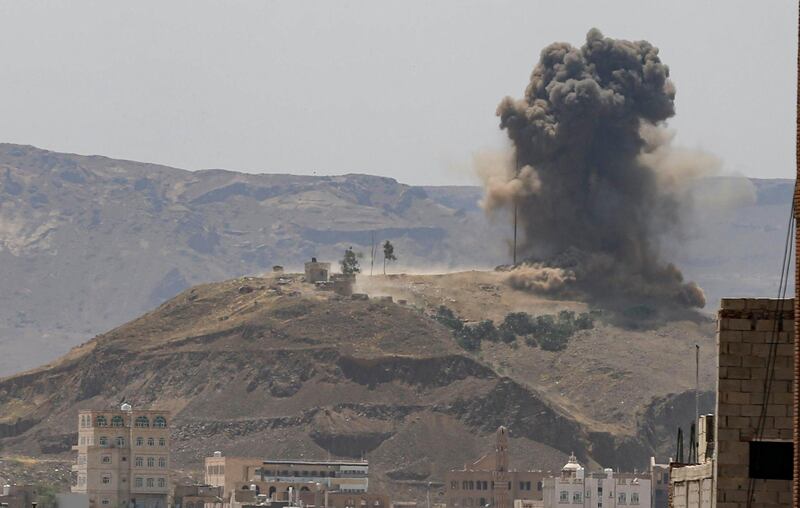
[305,258,331,283]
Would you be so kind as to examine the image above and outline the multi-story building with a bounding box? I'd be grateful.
[445,427,549,508]
[72,404,170,508]
[204,453,263,504]
[542,455,651,508]
[257,460,369,494]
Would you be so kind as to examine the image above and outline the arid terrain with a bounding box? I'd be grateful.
[0,144,793,376]
[0,270,714,501]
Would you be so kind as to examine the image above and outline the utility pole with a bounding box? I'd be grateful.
[695,344,700,431]
[512,150,519,266]
[793,3,800,504]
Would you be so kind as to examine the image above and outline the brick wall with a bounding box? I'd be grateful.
[716,298,794,508]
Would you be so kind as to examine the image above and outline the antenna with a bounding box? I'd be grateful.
[695,344,700,440]
[675,427,684,463]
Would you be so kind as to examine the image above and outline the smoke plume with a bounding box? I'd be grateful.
[485,29,709,309]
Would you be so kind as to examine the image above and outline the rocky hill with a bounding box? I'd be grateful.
[0,144,509,376]
[0,144,793,377]
[0,271,715,501]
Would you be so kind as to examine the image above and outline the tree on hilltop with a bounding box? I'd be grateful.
[341,247,362,275]
[382,240,397,275]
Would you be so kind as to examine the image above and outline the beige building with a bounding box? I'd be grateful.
[204,453,263,503]
[305,258,331,283]
[445,427,548,508]
[72,405,170,508]
[542,455,650,508]
[668,297,794,508]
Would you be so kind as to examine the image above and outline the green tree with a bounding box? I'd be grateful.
[34,482,59,508]
[341,246,362,275]
[382,240,397,275]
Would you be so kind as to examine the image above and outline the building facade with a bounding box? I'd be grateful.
[714,298,793,507]
[72,405,170,508]
[257,460,369,494]
[204,453,263,504]
[445,427,548,508]
[542,455,650,508]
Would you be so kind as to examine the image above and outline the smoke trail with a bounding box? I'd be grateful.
[485,28,709,309]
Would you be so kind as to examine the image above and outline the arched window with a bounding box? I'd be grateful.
[158,478,166,488]
[135,457,144,467]
[111,416,124,427]
[146,478,154,488]
[134,416,150,428]
[116,437,125,447]
[99,436,109,447]
[96,415,108,427]
[147,437,155,446]
[159,457,166,468]
[159,438,166,447]
[147,457,155,468]
[136,437,144,447]
[153,416,167,428]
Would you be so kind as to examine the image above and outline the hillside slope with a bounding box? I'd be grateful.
[0,271,714,500]
[0,143,793,376]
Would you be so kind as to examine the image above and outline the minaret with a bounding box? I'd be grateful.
[492,426,511,508]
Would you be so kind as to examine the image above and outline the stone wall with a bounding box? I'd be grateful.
[716,298,794,508]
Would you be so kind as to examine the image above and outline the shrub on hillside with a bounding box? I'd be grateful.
[434,305,463,331]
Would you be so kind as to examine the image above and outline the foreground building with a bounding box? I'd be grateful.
[445,427,548,508]
[72,404,170,508]
[542,455,650,508]
[669,298,793,508]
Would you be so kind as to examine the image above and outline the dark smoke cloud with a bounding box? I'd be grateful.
[485,28,707,309]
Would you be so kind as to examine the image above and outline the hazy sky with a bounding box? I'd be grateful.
[0,1,796,185]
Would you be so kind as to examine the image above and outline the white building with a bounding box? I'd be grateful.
[543,455,651,508]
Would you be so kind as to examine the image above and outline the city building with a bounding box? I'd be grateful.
[204,453,264,504]
[257,460,369,493]
[445,427,549,508]
[0,484,36,508]
[173,485,224,508]
[668,298,794,508]
[649,458,669,508]
[204,454,375,508]
[542,455,650,508]
[71,404,170,508]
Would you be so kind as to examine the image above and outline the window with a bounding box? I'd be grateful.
[102,474,112,484]
[154,416,167,428]
[135,416,150,428]
[135,478,143,488]
[159,438,166,447]
[136,437,143,447]
[80,436,86,445]
[78,455,86,465]
[451,481,458,490]
[78,476,86,486]
[560,491,569,503]
[147,457,155,468]
[102,455,112,464]
[96,416,108,427]
[526,482,531,491]
[147,478,154,488]
[585,490,591,498]
[462,482,468,490]
[537,481,543,491]
[136,457,144,467]
[147,438,155,447]
[618,493,627,505]
[116,437,125,447]
[111,416,124,427]
[159,457,166,468]
[102,499,110,506]
[158,478,166,488]
[99,436,109,447]
[631,493,639,505]
[749,441,793,480]
[573,492,581,504]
